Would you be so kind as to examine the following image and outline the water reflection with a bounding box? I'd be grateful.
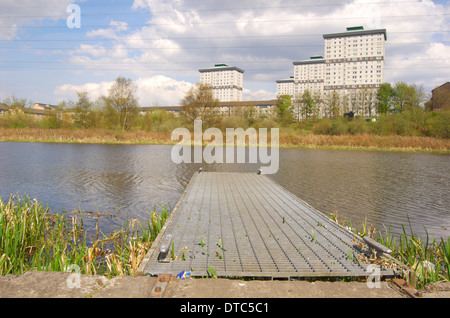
[0,142,448,239]
[272,149,450,239]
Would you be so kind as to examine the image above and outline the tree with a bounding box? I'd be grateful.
[277,94,293,124]
[180,83,220,127]
[300,90,316,119]
[392,82,410,113]
[356,88,377,118]
[341,93,350,115]
[355,89,368,116]
[105,76,139,130]
[3,95,30,110]
[312,91,323,119]
[72,90,93,128]
[376,83,394,114]
[404,84,426,112]
[366,89,377,118]
[324,90,341,119]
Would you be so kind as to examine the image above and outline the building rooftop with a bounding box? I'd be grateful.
[323,26,387,41]
[276,76,295,83]
[293,57,325,65]
[432,82,450,92]
[199,64,244,73]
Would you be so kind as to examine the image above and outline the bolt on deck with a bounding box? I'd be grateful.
[142,171,397,279]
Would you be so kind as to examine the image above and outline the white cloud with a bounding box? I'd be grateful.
[3,0,449,105]
[243,88,276,101]
[135,75,192,105]
[122,0,449,91]
[0,0,74,40]
[54,75,276,106]
[54,75,193,106]
[386,42,450,88]
[86,20,129,39]
[54,81,112,102]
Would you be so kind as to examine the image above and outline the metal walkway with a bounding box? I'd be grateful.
[141,171,396,279]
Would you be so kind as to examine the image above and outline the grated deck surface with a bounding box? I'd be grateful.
[144,172,395,278]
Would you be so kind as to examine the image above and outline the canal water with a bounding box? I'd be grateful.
[0,142,448,240]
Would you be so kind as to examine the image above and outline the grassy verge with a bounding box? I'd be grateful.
[331,212,450,289]
[0,127,449,153]
[1,194,449,289]
[0,194,169,277]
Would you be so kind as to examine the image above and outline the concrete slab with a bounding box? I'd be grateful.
[164,278,404,298]
[0,271,108,298]
[0,271,448,298]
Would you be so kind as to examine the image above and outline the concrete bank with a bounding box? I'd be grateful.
[1,271,449,298]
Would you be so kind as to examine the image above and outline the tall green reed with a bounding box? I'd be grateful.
[374,221,450,288]
[1,194,170,277]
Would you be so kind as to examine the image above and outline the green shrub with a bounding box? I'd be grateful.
[219,116,249,131]
[330,118,348,135]
[393,113,416,136]
[0,111,37,128]
[347,117,368,135]
[312,119,332,135]
[425,111,450,138]
[252,118,279,130]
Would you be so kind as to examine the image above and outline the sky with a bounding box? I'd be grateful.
[0,0,449,107]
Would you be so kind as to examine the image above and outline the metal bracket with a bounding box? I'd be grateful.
[363,236,392,255]
[158,234,173,263]
[390,278,422,298]
[150,274,172,298]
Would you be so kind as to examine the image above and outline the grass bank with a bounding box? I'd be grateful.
[1,194,449,289]
[1,127,449,153]
[331,212,450,289]
[0,194,169,277]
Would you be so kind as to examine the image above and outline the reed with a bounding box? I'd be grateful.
[342,214,450,289]
[1,127,449,152]
[0,194,170,277]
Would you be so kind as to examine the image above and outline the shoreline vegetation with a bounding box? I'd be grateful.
[0,194,169,278]
[1,79,448,152]
[0,127,449,153]
[1,194,449,290]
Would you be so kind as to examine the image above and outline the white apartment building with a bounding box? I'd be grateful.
[276,26,387,117]
[199,64,244,102]
[323,26,386,92]
[293,56,325,97]
[276,76,295,98]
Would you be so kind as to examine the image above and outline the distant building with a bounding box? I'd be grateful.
[0,103,8,115]
[140,100,279,118]
[293,56,325,97]
[33,103,58,111]
[199,64,244,102]
[426,82,450,112]
[139,106,183,116]
[276,26,387,118]
[218,100,279,118]
[323,26,386,92]
[276,76,295,98]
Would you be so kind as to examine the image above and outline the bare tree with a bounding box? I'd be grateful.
[300,90,315,120]
[3,95,30,110]
[313,91,323,119]
[73,90,93,128]
[180,83,220,127]
[106,76,139,130]
[324,90,341,119]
